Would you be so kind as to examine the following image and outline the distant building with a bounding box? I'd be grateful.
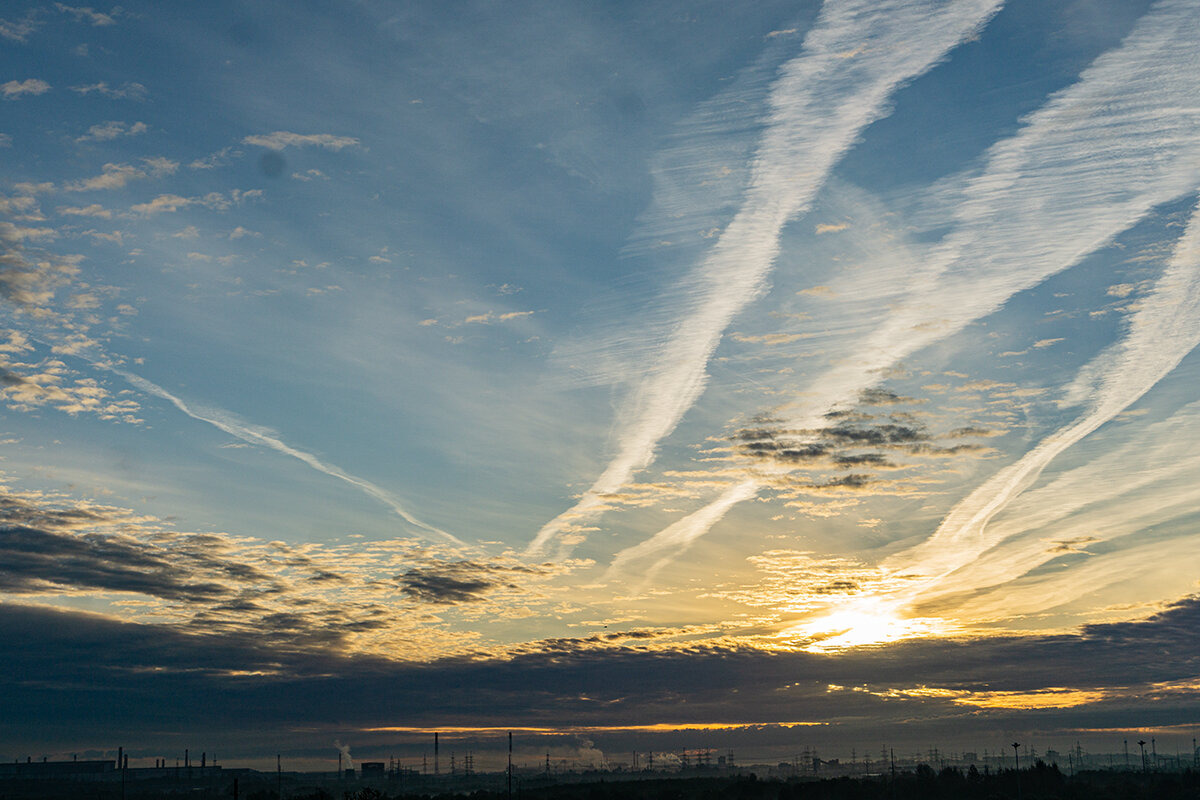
[360,762,385,776]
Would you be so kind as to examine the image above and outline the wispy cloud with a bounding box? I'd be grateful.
[527,0,1004,556]
[615,0,1200,578]
[106,366,463,544]
[891,198,1200,594]
[607,479,758,580]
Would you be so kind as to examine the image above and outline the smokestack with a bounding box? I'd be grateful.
[185,749,189,768]
[118,747,123,770]
[202,752,206,769]
[435,733,439,776]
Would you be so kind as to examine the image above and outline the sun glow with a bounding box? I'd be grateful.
[784,601,952,652]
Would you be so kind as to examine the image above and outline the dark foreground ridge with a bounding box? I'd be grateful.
[3,764,1200,800]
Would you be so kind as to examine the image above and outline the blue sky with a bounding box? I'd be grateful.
[3,0,1200,769]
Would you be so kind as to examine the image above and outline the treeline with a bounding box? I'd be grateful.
[300,764,1200,800]
[9,763,1200,800]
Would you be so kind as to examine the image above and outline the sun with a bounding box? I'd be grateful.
[783,601,952,652]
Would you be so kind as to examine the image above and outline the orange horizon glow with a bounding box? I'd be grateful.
[362,721,827,736]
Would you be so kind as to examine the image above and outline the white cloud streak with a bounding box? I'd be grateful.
[614,0,1200,577]
[106,367,463,545]
[890,196,1200,582]
[526,0,1004,556]
[905,401,1200,618]
[607,479,759,580]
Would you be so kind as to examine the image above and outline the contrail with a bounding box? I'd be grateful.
[527,0,1005,556]
[109,366,464,545]
[611,0,1200,576]
[889,195,1200,584]
[607,479,759,580]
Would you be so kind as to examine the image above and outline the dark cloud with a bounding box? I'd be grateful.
[810,473,874,490]
[858,388,919,406]
[396,560,555,605]
[0,525,234,601]
[0,366,27,387]
[833,453,892,467]
[947,425,1003,438]
[728,404,1001,504]
[4,596,1200,761]
[824,423,924,445]
[904,442,989,457]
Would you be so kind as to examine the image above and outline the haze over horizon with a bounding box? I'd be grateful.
[2,0,1200,771]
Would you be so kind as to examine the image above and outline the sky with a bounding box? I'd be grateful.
[3,0,1200,772]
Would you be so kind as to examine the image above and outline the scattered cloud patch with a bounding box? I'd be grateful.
[189,147,239,170]
[57,203,112,219]
[0,12,40,42]
[70,81,147,100]
[55,4,119,26]
[730,332,806,345]
[242,131,360,150]
[2,79,51,99]
[76,120,147,142]
[0,360,140,420]
[131,194,193,215]
[64,158,177,192]
[464,310,536,325]
[131,189,261,215]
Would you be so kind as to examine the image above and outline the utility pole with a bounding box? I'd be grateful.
[277,754,282,800]
[507,732,513,800]
[1138,740,1147,774]
[1012,742,1022,800]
